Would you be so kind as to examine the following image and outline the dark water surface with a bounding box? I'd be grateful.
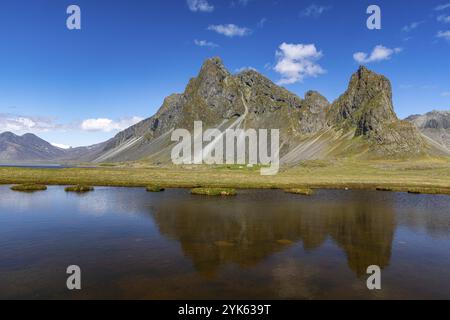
[0,186,449,299]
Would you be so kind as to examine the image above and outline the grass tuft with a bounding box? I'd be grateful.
[146,185,165,192]
[191,188,237,196]
[376,187,393,191]
[65,185,94,193]
[11,184,47,192]
[285,188,314,196]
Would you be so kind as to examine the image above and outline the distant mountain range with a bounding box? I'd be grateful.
[405,111,450,150]
[1,57,449,163]
[0,131,105,162]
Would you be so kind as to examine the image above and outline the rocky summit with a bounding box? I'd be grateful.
[3,58,449,164]
[328,66,426,158]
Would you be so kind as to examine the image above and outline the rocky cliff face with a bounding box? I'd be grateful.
[406,111,450,150]
[328,66,425,157]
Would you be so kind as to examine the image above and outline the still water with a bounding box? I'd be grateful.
[0,186,449,299]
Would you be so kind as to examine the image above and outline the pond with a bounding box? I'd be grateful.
[0,186,449,299]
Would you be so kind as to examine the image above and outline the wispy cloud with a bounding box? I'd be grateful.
[80,117,143,132]
[257,18,267,28]
[402,21,425,32]
[187,0,214,12]
[441,91,450,96]
[0,113,144,136]
[438,15,450,23]
[274,43,326,85]
[194,39,218,48]
[207,24,252,37]
[353,45,402,64]
[434,3,450,11]
[0,113,57,134]
[437,30,450,41]
[300,4,332,18]
[231,0,251,7]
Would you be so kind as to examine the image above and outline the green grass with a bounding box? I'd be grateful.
[10,184,47,192]
[0,159,450,195]
[146,185,165,192]
[285,188,314,196]
[64,185,94,193]
[191,188,237,196]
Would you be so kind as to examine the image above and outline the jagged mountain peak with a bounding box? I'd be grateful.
[327,65,426,157]
[330,65,396,126]
[198,57,230,79]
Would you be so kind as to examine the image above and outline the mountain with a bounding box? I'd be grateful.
[406,111,450,150]
[3,58,448,164]
[83,58,437,164]
[0,132,66,162]
[328,66,426,158]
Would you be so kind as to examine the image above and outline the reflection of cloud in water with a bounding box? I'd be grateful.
[149,190,398,277]
[76,187,147,217]
[0,186,55,213]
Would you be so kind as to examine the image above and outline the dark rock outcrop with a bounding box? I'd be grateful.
[328,66,425,157]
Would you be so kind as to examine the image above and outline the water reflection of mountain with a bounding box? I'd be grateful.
[149,190,396,277]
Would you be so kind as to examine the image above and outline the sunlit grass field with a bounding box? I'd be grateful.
[1,159,450,194]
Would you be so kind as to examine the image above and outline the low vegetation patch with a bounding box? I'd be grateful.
[376,187,393,191]
[10,184,47,192]
[146,185,165,192]
[285,188,314,196]
[65,185,94,193]
[191,188,237,196]
[406,188,450,195]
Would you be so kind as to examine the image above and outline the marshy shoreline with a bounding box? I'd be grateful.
[1,159,450,195]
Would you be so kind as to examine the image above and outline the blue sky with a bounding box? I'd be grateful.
[0,0,449,147]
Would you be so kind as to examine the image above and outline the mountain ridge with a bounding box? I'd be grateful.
[2,57,449,163]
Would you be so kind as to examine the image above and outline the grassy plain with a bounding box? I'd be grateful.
[1,159,450,195]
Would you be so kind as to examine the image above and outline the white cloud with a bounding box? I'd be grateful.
[80,117,143,132]
[402,21,424,32]
[187,0,214,12]
[437,30,450,40]
[353,45,402,64]
[0,114,56,134]
[51,143,71,149]
[438,15,450,23]
[300,4,332,18]
[194,39,218,48]
[207,24,252,37]
[442,91,450,96]
[274,43,326,85]
[435,3,450,10]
